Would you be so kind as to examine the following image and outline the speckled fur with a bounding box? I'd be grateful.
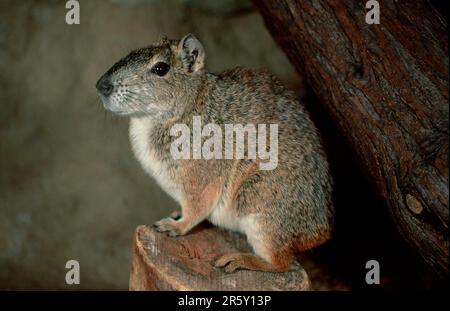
[97,34,334,273]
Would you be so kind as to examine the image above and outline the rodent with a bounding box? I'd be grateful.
[96,34,334,273]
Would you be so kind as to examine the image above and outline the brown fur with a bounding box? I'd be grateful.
[96,34,334,273]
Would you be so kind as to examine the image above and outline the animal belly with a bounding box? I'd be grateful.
[208,202,242,233]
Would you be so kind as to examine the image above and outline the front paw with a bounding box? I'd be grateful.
[169,210,182,220]
[153,217,183,237]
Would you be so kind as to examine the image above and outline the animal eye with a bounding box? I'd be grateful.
[150,62,170,76]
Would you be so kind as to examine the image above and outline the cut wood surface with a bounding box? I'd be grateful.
[129,223,310,291]
[253,0,449,276]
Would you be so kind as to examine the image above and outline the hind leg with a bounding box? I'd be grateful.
[215,215,292,273]
[215,252,291,273]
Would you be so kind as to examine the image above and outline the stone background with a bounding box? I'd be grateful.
[0,0,301,290]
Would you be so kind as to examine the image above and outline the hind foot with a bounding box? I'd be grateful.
[214,252,290,273]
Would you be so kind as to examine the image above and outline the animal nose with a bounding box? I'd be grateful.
[96,77,114,97]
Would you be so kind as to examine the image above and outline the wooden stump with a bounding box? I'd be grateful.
[129,223,311,291]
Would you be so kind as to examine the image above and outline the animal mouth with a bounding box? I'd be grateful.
[96,75,129,115]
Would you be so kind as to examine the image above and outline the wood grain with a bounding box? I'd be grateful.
[129,223,311,290]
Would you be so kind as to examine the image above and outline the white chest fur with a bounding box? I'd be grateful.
[129,117,183,203]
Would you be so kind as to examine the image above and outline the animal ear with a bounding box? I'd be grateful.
[177,34,205,73]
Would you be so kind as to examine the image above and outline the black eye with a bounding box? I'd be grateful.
[150,62,170,76]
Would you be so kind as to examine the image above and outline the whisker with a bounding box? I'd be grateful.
[124,94,147,113]
[120,81,152,87]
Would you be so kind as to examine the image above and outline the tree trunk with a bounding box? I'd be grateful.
[253,0,448,276]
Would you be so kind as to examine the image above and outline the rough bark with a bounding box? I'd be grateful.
[253,0,448,276]
[129,223,310,290]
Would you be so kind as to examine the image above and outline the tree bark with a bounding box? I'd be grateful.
[253,0,448,276]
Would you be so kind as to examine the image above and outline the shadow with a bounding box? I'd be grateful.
[300,86,439,290]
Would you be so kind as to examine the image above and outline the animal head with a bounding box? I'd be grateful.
[96,34,205,116]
